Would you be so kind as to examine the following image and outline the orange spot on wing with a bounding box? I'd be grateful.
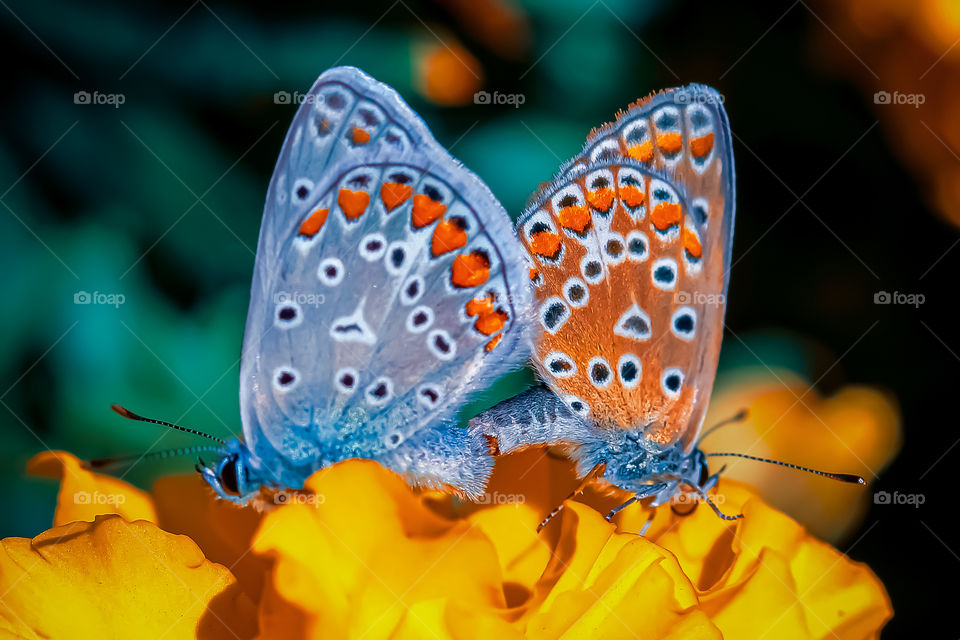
[484,334,502,351]
[350,126,370,144]
[619,185,646,209]
[586,188,615,212]
[466,294,496,317]
[431,218,468,256]
[298,207,329,238]
[474,308,508,335]
[411,194,446,228]
[651,202,682,231]
[338,189,369,220]
[451,250,491,288]
[690,133,714,158]
[380,182,412,211]
[530,231,562,258]
[683,227,703,259]
[557,205,591,234]
[529,267,540,281]
[627,140,654,162]
[657,132,682,155]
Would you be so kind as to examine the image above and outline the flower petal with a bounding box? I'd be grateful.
[27,450,157,526]
[0,514,256,639]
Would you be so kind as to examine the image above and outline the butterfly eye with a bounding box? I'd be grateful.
[671,307,697,341]
[334,368,359,395]
[661,367,685,398]
[217,455,241,496]
[273,367,300,393]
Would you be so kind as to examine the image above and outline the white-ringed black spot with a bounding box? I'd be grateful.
[563,277,589,309]
[661,367,684,398]
[539,297,570,334]
[587,356,613,389]
[293,178,314,202]
[544,351,577,378]
[617,354,642,389]
[406,306,434,334]
[358,232,387,261]
[626,230,649,262]
[671,306,697,341]
[334,367,359,395]
[365,377,394,406]
[418,384,442,408]
[427,329,456,361]
[564,394,590,417]
[614,304,652,341]
[581,256,604,284]
[400,275,424,305]
[318,257,345,287]
[272,366,300,393]
[651,258,678,290]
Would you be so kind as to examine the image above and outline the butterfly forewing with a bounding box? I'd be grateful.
[522,85,734,448]
[240,67,531,489]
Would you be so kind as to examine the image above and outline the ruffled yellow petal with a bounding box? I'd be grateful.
[252,460,508,639]
[0,514,256,640]
[27,450,157,526]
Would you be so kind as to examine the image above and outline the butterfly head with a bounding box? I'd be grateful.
[197,439,259,504]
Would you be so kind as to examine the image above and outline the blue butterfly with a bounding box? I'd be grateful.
[179,67,532,503]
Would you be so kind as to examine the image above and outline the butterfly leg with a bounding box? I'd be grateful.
[605,482,669,522]
[537,463,606,532]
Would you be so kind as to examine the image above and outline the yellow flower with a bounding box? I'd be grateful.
[2,449,891,639]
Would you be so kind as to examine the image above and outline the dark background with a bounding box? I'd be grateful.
[1,1,953,635]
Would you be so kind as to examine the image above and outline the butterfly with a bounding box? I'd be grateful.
[469,86,862,525]
[114,67,534,504]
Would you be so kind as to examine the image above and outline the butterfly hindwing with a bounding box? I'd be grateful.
[483,85,734,452]
[240,67,531,496]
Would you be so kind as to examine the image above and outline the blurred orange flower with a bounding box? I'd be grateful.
[2,449,891,639]
[414,37,484,106]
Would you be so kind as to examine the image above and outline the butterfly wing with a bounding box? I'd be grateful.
[514,85,734,449]
[241,67,531,497]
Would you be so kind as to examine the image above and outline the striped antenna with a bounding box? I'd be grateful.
[706,452,866,484]
[110,405,226,445]
[84,445,222,471]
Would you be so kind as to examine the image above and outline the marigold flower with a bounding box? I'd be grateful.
[1,448,892,639]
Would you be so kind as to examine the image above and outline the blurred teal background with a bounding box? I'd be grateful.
[1,2,956,633]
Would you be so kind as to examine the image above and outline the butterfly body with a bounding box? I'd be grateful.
[472,85,735,513]
[200,67,533,503]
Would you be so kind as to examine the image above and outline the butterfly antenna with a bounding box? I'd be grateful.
[110,405,226,445]
[85,445,222,470]
[706,452,866,484]
[696,409,748,447]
